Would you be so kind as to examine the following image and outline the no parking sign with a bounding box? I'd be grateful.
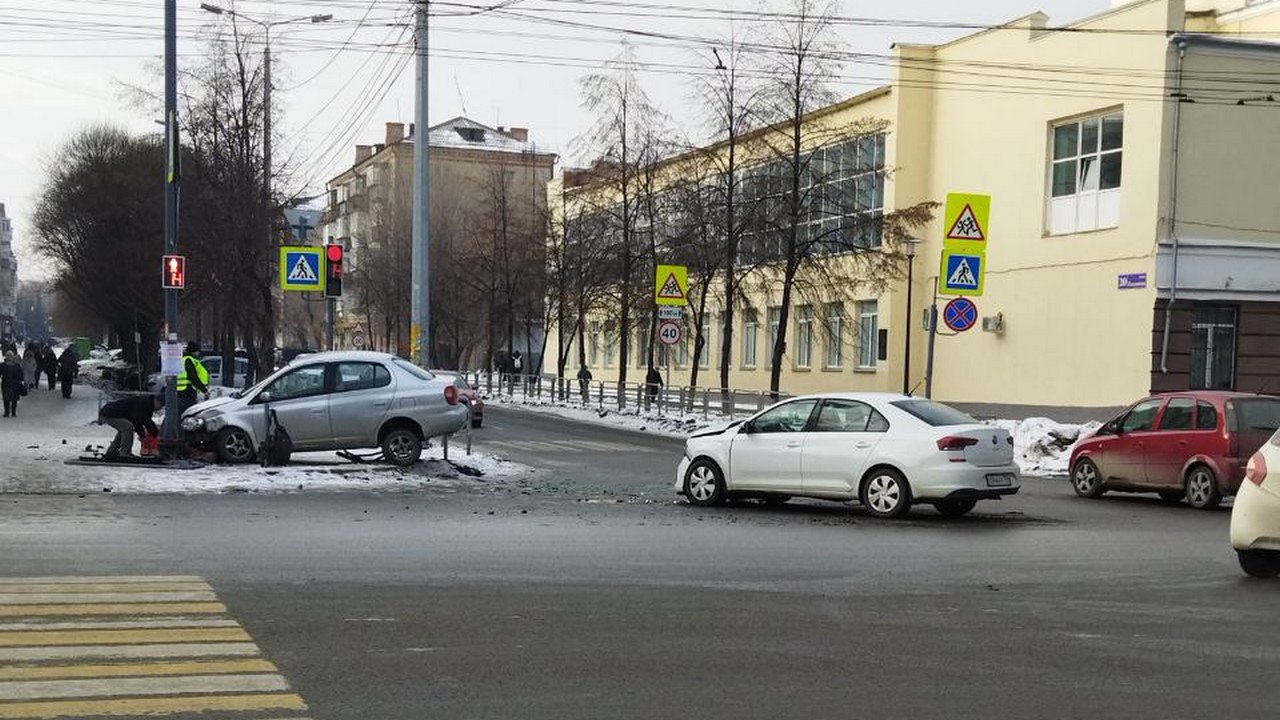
[943,297,978,333]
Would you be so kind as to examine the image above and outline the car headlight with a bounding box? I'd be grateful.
[181,416,205,431]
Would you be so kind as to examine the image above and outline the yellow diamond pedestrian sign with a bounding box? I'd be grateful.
[280,246,325,292]
[655,264,688,307]
[943,193,990,253]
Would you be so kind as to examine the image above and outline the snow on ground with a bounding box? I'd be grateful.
[0,384,526,495]
[487,392,1102,477]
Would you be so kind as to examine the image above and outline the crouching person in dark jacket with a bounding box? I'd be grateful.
[98,394,163,459]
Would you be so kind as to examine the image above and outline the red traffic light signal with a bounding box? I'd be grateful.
[162,254,186,289]
[324,243,343,298]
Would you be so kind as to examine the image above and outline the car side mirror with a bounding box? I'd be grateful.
[258,391,273,404]
[740,421,754,434]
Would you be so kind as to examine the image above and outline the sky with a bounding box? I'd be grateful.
[0,0,1113,280]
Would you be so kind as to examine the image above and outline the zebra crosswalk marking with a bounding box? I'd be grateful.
[0,576,309,718]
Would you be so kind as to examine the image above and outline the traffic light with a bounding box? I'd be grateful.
[162,254,186,289]
[324,243,343,298]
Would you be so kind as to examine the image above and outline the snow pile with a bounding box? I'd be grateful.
[987,417,1102,476]
[488,394,724,438]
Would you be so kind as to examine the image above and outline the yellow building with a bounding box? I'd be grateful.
[550,0,1280,420]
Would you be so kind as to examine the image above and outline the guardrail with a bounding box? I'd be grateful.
[467,371,791,420]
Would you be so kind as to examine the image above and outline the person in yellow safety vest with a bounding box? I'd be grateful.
[176,341,210,413]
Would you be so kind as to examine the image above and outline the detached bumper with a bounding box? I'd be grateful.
[675,456,691,496]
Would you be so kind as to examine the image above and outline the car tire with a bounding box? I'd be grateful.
[1071,458,1105,498]
[381,428,423,467]
[1184,465,1222,510]
[215,426,256,464]
[684,459,726,507]
[860,468,912,519]
[935,498,978,518]
[1237,549,1280,579]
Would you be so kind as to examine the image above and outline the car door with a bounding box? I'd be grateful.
[729,399,818,493]
[1143,396,1197,488]
[327,361,394,448]
[1105,398,1164,484]
[255,363,332,450]
[801,399,888,497]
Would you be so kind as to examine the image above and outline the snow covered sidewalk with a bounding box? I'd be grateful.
[487,392,1102,478]
[0,385,526,494]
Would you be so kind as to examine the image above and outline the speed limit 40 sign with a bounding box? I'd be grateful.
[656,319,683,346]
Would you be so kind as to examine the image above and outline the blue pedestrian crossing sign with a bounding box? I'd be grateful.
[939,250,985,297]
[280,246,325,292]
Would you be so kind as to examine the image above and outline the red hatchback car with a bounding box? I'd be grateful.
[1070,391,1280,509]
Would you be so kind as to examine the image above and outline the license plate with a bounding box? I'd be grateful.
[985,473,1014,488]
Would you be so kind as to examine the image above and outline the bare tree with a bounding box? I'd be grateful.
[576,42,667,386]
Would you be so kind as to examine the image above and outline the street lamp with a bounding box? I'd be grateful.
[200,4,332,225]
[902,238,920,395]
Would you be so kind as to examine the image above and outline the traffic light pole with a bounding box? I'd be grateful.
[326,299,335,351]
[161,0,181,451]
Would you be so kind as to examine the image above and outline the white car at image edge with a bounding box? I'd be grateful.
[675,393,1020,519]
[1230,429,1280,577]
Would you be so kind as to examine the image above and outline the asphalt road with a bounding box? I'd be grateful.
[0,404,1278,719]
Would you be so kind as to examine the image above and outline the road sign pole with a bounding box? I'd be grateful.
[161,0,181,455]
[326,297,335,351]
[925,277,939,400]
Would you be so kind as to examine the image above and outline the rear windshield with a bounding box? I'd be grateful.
[890,399,977,426]
[392,358,435,382]
[1234,398,1280,434]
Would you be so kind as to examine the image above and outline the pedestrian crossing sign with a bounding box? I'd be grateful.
[943,193,990,250]
[280,246,325,292]
[939,250,985,296]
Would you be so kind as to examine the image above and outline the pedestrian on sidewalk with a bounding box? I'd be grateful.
[20,344,37,393]
[39,345,57,391]
[0,351,25,418]
[57,345,79,399]
[176,341,210,417]
[645,366,663,407]
[577,365,593,402]
[97,393,163,459]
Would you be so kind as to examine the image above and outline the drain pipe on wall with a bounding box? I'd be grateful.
[1160,38,1188,374]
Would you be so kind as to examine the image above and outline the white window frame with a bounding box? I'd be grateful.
[604,331,616,367]
[795,306,814,368]
[589,321,600,366]
[698,316,712,370]
[742,310,758,369]
[858,301,879,369]
[825,303,844,368]
[1048,110,1122,235]
[766,306,781,370]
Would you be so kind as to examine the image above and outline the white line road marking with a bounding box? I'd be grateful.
[483,439,664,454]
[0,673,288,701]
[0,591,217,604]
[0,642,260,662]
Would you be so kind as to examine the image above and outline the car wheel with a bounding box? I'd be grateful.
[684,459,726,507]
[1237,549,1280,579]
[860,468,912,519]
[935,498,978,518]
[381,428,423,467]
[215,426,255,464]
[1184,465,1222,510]
[1071,458,1105,498]
[1158,491,1184,504]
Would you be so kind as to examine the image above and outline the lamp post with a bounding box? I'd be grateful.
[902,238,919,394]
[199,5,332,237]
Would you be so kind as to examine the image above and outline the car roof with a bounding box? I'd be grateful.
[786,392,915,402]
[1146,390,1280,401]
[289,350,400,364]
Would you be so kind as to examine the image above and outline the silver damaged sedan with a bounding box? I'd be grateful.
[181,351,468,466]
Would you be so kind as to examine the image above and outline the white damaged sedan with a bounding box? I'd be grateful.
[675,393,1019,519]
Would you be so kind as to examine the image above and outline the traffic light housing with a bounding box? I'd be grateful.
[162,254,186,289]
[324,243,343,298]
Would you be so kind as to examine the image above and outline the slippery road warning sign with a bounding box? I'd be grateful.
[655,264,688,306]
[280,246,324,291]
[939,250,985,297]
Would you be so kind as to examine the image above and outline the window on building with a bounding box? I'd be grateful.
[677,326,690,367]
[589,322,601,366]
[825,303,844,368]
[742,310,758,368]
[605,332,616,367]
[858,301,879,369]
[1191,306,1236,390]
[767,307,781,369]
[1049,111,1122,235]
[698,316,712,369]
[796,306,814,368]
